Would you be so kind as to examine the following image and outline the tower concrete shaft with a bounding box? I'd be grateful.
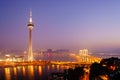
[27,10,34,61]
[28,29,33,61]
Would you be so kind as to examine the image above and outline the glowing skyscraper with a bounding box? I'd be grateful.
[27,10,34,61]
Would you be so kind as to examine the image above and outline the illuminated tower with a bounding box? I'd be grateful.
[27,10,34,61]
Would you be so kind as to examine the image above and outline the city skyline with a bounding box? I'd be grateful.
[1,0,120,52]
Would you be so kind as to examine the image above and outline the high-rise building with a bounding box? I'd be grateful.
[27,10,34,61]
[79,49,88,56]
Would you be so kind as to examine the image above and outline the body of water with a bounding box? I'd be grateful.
[0,65,70,80]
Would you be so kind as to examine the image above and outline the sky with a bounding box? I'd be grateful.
[1,0,120,52]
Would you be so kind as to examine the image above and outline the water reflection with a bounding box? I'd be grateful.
[1,65,70,80]
[5,68,11,80]
[52,64,55,70]
[13,67,17,80]
[28,65,34,80]
[13,67,17,76]
[38,66,42,76]
[47,65,50,71]
[56,65,60,71]
[22,66,26,76]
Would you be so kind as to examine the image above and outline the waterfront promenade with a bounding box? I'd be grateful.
[0,61,91,67]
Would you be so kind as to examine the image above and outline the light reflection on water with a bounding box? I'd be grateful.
[38,66,42,76]
[5,68,11,80]
[1,65,69,80]
[13,67,17,76]
[22,66,26,76]
[28,66,34,80]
